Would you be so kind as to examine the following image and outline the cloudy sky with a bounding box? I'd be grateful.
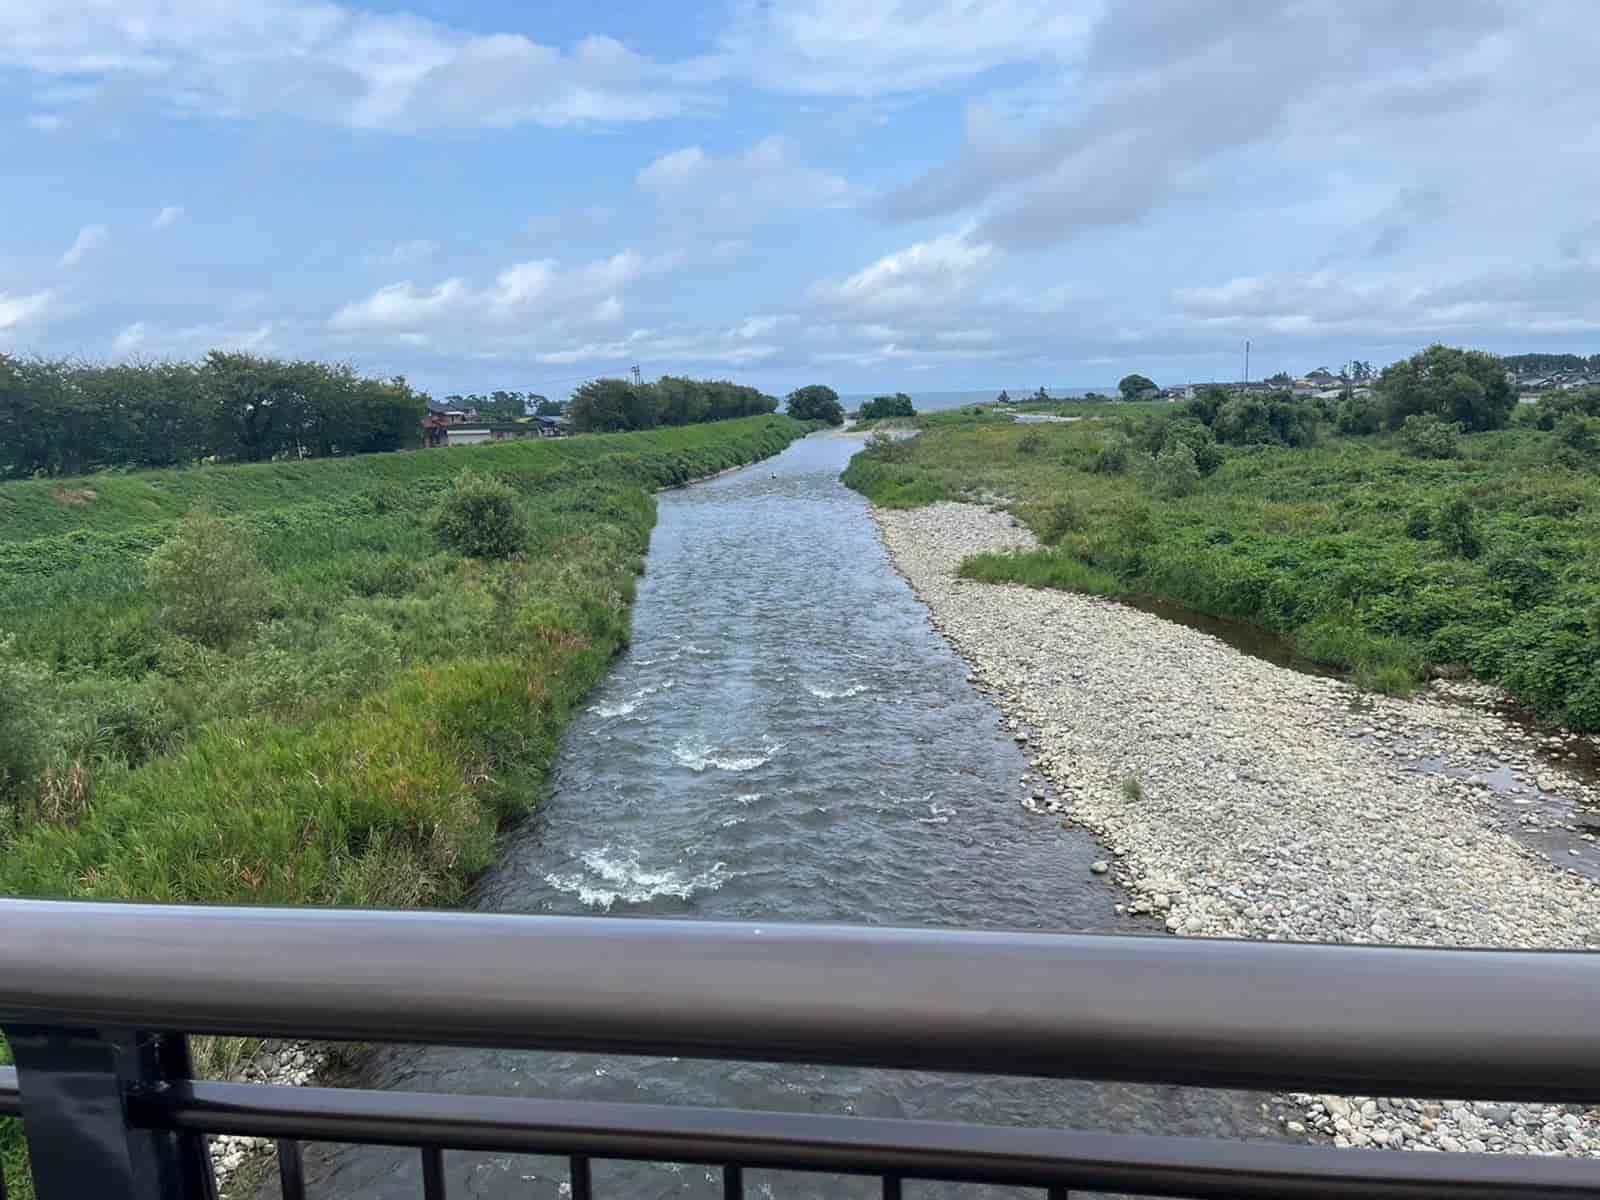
[3,0,1599,397]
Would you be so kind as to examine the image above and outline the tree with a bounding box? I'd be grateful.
[1351,360,1376,382]
[146,509,270,646]
[785,384,844,425]
[995,389,1011,404]
[1118,373,1157,400]
[1378,345,1515,432]
[1267,371,1292,385]
[568,379,652,432]
[1034,386,1050,402]
[532,395,562,416]
[858,393,916,421]
[431,474,529,560]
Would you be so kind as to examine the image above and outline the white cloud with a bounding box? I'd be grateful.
[0,290,56,332]
[638,136,851,228]
[702,0,1095,96]
[151,206,185,230]
[329,250,675,335]
[58,223,109,267]
[809,231,998,315]
[25,112,64,132]
[0,1,700,133]
[112,321,147,355]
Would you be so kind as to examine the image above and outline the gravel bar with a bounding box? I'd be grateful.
[874,500,1600,1159]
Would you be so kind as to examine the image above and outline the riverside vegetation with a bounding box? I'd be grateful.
[0,413,809,1193]
[844,345,1600,732]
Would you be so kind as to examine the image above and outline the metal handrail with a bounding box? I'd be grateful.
[2,898,1599,1101]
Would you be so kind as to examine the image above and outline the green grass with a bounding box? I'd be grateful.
[0,415,810,1195]
[843,413,1600,729]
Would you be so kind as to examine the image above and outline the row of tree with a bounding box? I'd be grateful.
[856,392,915,420]
[441,390,561,419]
[567,376,780,432]
[0,353,426,479]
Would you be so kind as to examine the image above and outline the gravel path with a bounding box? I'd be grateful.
[874,500,1600,1159]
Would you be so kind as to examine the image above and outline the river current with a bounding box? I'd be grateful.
[291,430,1285,1199]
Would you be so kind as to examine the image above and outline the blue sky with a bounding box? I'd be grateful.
[4,1,1600,398]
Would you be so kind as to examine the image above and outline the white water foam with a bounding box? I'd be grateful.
[735,792,763,805]
[588,698,639,718]
[544,845,730,911]
[671,737,783,773]
[806,682,868,700]
[920,800,955,825]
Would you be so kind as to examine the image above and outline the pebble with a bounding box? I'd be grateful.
[874,501,1600,1163]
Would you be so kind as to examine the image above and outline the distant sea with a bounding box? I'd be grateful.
[841,388,1117,414]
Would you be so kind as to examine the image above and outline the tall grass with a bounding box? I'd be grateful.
[845,414,1600,728]
[0,415,809,1196]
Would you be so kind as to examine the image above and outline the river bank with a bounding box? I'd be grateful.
[873,500,1600,1159]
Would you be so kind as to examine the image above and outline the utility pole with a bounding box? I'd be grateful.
[1243,340,1251,386]
[631,364,642,387]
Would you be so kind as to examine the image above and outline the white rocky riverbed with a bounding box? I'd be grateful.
[873,500,1600,1160]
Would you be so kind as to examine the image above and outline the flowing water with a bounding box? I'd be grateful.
[293,431,1287,1199]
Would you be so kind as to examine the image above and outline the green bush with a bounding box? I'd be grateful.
[1034,496,1087,544]
[1397,414,1462,459]
[145,510,270,647]
[1336,395,1384,435]
[1379,344,1516,431]
[1017,429,1046,455]
[431,474,530,559]
[1093,434,1131,474]
[1153,442,1201,498]
[1434,496,1482,559]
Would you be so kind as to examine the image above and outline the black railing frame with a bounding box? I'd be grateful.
[3,898,1600,1200]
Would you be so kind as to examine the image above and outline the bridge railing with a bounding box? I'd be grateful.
[1,898,1598,1199]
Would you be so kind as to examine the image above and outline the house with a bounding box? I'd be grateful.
[425,399,481,425]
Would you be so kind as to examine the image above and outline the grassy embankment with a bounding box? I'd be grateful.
[0,415,808,1192]
[843,408,1600,730]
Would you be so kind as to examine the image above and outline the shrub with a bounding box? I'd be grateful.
[1404,507,1433,540]
[431,473,530,559]
[1435,496,1481,559]
[0,635,51,803]
[1120,776,1144,802]
[1017,429,1045,455]
[1092,434,1131,474]
[145,509,270,646]
[857,393,916,421]
[1336,395,1383,435]
[1153,442,1201,498]
[1397,413,1462,459]
[1549,413,1600,468]
[1034,496,1087,544]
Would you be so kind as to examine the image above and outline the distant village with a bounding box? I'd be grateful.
[421,394,570,448]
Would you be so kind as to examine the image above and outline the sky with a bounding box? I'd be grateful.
[4,0,1600,399]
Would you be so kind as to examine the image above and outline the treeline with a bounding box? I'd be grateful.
[567,375,778,432]
[442,390,560,419]
[0,353,425,479]
[1502,353,1600,376]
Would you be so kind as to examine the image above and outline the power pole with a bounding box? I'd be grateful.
[1243,340,1251,386]
[631,364,642,387]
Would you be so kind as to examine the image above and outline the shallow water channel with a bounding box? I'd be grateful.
[292,431,1288,1199]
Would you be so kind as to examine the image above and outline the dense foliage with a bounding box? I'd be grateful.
[857,392,916,420]
[566,375,779,432]
[844,392,1600,730]
[1377,344,1516,431]
[1502,353,1600,376]
[0,415,811,1192]
[785,384,845,425]
[0,352,425,479]
[1118,373,1158,399]
[441,390,551,420]
[431,473,531,559]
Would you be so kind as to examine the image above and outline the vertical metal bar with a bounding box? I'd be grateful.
[722,1163,742,1199]
[420,1146,446,1200]
[569,1154,592,1200]
[4,1026,214,1200]
[882,1174,902,1200]
[277,1138,306,1200]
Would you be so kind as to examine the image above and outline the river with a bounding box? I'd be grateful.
[290,430,1286,1199]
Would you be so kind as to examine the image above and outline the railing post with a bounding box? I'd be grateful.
[3,1026,216,1200]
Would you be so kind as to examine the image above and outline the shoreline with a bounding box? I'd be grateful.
[870,498,1600,1159]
